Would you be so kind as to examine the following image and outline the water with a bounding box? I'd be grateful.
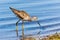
[0,0,60,40]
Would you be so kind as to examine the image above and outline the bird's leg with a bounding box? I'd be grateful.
[22,21,24,40]
[16,19,21,37]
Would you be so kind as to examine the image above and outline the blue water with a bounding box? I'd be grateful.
[0,0,60,40]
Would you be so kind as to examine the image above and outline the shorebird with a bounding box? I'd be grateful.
[9,7,41,40]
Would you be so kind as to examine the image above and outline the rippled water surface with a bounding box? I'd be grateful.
[0,0,60,40]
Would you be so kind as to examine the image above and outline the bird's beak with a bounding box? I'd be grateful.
[37,21,41,27]
[36,21,41,34]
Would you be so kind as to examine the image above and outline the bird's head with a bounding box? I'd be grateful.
[31,16,38,21]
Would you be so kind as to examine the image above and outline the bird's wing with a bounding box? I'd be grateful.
[19,11,31,19]
[21,11,30,16]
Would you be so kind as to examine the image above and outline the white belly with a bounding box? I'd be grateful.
[23,16,31,21]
